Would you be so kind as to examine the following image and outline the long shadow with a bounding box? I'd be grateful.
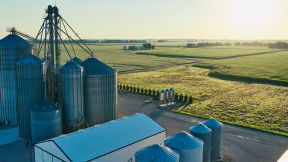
[136,50,286,60]
[208,72,288,87]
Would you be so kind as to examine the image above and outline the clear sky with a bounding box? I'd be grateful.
[1,0,288,39]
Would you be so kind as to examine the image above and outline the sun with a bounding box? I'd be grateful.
[225,0,278,38]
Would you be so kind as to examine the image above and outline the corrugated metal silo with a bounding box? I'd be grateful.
[135,144,180,162]
[31,101,62,144]
[189,123,212,162]
[164,131,203,162]
[60,60,84,129]
[16,55,44,140]
[203,117,223,161]
[169,88,175,102]
[81,58,117,126]
[165,89,170,103]
[159,90,165,104]
[0,34,30,125]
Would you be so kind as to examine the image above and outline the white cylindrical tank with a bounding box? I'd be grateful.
[159,90,165,104]
[135,144,180,162]
[169,88,175,102]
[164,131,203,162]
[31,101,62,144]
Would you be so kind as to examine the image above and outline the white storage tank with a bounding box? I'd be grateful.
[164,131,203,162]
[159,90,165,104]
[169,88,175,102]
[135,144,180,162]
[31,101,62,144]
[203,117,223,161]
[189,123,212,162]
[165,89,170,103]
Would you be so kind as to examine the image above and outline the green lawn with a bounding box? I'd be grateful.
[118,65,288,136]
[137,46,279,59]
[195,50,288,82]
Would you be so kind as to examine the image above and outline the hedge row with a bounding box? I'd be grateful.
[118,84,194,104]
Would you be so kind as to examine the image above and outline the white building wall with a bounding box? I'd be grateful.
[92,131,166,162]
[35,146,67,162]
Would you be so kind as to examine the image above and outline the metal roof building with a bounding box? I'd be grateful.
[34,113,166,162]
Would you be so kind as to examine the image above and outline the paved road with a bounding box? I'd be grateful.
[118,93,288,162]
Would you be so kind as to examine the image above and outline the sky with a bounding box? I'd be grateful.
[1,0,288,40]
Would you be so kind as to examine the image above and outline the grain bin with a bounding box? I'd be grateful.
[0,34,30,125]
[189,123,212,162]
[164,131,203,162]
[31,101,62,144]
[169,88,175,102]
[16,55,44,140]
[81,58,117,126]
[135,144,180,162]
[60,60,84,129]
[165,89,170,103]
[159,90,165,104]
[203,117,223,161]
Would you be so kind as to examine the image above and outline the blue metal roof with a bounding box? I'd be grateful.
[17,55,41,64]
[164,131,203,150]
[0,34,30,48]
[189,123,212,134]
[49,113,165,161]
[135,144,179,162]
[81,58,115,75]
[203,118,223,128]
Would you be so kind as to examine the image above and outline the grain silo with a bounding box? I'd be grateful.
[203,117,223,161]
[81,58,117,126]
[0,34,30,125]
[60,59,84,130]
[16,55,44,140]
[135,144,180,162]
[31,101,62,144]
[189,123,212,162]
[164,131,203,162]
[169,88,175,102]
[71,57,83,64]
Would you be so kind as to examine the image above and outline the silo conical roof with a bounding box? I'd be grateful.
[165,131,203,150]
[17,55,41,64]
[71,57,83,64]
[61,59,82,70]
[203,117,223,128]
[0,34,30,48]
[81,58,115,75]
[189,123,212,134]
[135,144,179,162]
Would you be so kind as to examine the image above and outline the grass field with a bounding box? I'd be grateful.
[136,46,279,59]
[195,50,288,82]
[118,65,288,136]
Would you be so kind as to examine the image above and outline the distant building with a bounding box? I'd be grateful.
[34,113,166,162]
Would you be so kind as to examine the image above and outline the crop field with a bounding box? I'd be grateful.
[136,46,279,59]
[195,50,288,82]
[56,43,203,72]
[118,65,288,136]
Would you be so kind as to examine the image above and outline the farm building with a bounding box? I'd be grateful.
[34,113,166,162]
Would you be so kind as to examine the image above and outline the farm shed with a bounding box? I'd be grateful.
[34,113,166,162]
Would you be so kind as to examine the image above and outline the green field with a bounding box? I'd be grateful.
[57,43,203,72]
[118,65,288,136]
[195,50,288,82]
[137,46,279,59]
